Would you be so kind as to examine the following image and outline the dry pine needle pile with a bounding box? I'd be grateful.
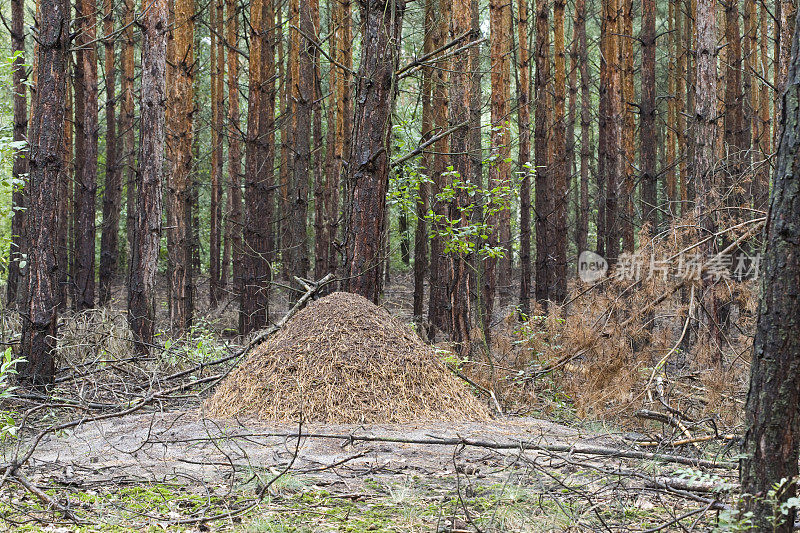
[207,292,490,423]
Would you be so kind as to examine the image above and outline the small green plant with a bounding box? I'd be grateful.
[426,167,511,259]
[435,348,464,370]
[160,318,227,367]
[714,477,800,532]
[0,347,25,441]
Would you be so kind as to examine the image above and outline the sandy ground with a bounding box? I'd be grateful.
[27,411,606,489]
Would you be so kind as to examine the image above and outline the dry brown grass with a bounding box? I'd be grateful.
[467,216,759,429]
[207,292,490,423]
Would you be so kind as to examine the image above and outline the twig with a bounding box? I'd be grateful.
[152,431,737,469]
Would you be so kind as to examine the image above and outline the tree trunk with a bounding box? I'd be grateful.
[550,0,567,303]
[620,0,635,252]
[448,0,473,356]
[755,1,771,210]
[488,0,512,306]
[599,0,621,262]
[740,13,800,529]
[640,0,657,231]
[468,0,483,325]
[122,0,136,274]
[278,2,292,272]
[312,0,327,281]
[128,0,167,355]
[286,0,313,283]
[676,0,687,215]
[724,0,744,180]
[413,0,434,322]
[226,0,243,298]
[19,0,68,385]
[58,74,72,309]
[534,0,551,305]
[566,0,578,258]
[575,0,589,257]
[775,1,796,148]
[694,0,720,352]
[343,0,405,303]
[684,0,697,205]
[240,0,273,334]
[209,0,223,306]
[99,0,120,305]
[166,0,195,331]
[427,0,450,337]
[517,0,532,315]
[321,0,337,282]
[260,0,277,271]
[398,203,410,265]
[74,0,99,310]
[743,0,755,176]
[666,0,677,217]
[7,0,27,307]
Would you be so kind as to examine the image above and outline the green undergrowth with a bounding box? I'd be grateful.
[0,469,720,532]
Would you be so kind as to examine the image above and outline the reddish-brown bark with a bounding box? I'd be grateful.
[128,0,167,354]
[343,0,405,303]
[99,0,121,305]
[19,0,69,385]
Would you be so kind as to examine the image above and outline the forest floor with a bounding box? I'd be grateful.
[7,407,738,532]
[0,274,744,531]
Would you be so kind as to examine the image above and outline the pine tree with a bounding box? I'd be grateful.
[343,0,405,303]
[19,0,69,384]
[128,0,167,354]
[166,0,195,330]
[99,0,121,305]
[73,0,100,310]
[7,0,27,306]
[518,0,532,314]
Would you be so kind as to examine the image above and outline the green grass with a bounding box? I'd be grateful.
[0,470,721,532]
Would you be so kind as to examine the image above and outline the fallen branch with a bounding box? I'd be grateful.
[10,471,78,521]
[153,430,737,470]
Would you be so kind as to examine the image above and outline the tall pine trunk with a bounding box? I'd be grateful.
[286,0,313,282]
[166,0,195,330]
[209,0,223,306]
[413,0,434,321]
[575,0,590,256]
[740,12,800,529]
[58,74,72,310]
[468,0,483,326]
[640,0,657,231]
[694,0,720,352]
[486,0,512,315]
[226,0,243,298]
[7,0,27,307]
[620,0,635,251]
[427,0,451,336]
[122,0,136,273]
[240,0,274,333]
[99,0,120,305]
[128,0,167,355]
[343,0,404,302]
[19,0,68,385]
[550,0,567,303]
[448,0,473,355]
[517,0,532,315]
[533,0,551,305]
[599,0,621,261]
[74,0,99,310]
